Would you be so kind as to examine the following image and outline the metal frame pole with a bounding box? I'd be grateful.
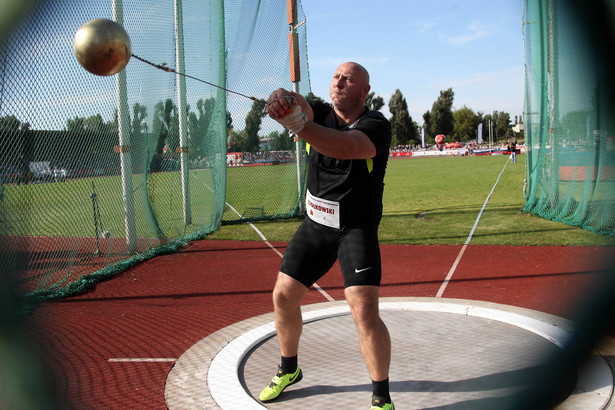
[175,0,191,225]
[113,0,137,254]
[287,0,304,214]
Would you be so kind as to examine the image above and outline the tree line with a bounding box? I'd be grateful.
[0,86,524,174]
[270,88,523,147]
[367,87,524,147]
[0,94,299,170]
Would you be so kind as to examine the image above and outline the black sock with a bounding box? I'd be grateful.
[280,355,297,374]
[372,378,391,403]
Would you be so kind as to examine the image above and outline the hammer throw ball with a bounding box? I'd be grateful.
[74,18,132,76]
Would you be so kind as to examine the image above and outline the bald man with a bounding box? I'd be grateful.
[260,62,394,410]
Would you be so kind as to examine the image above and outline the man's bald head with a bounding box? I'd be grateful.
[330,62,371,111]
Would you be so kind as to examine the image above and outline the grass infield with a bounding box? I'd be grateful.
[2,155,612,246]
[209,155,615,246]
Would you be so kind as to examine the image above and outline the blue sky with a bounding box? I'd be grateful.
[300,0,525,125]
[3,0,524,131]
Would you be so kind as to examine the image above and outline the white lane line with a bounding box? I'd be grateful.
[436,244,469,298]
[224,201,335,302]
[110,186,334,366]
[108,358,176,362]
[224,202,284,258]
[195,172,333,301]
[313,283,336,302]
[436,157,511,298]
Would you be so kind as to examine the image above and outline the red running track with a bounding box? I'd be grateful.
[21,240,614,409]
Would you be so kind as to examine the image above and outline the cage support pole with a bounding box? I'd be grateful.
[288,0,304,213]
[113,0,137,254]
[175,0,191,225]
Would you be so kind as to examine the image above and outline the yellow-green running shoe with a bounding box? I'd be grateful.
[259,365,303,402]
[370,398,395,409]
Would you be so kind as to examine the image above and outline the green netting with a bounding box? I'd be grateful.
[522,0,615,236]
[0,0,310,309]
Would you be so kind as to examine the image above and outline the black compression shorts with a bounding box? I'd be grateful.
[280,217,382,288]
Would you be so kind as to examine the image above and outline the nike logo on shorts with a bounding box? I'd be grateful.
[355,267,372,273]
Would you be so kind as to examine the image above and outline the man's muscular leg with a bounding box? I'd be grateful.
[272,272,309,357]
[259,272,308,403]
[345,285,391,381]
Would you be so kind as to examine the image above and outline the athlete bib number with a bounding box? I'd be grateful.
[306,190,340,229]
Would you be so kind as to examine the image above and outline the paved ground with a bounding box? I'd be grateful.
[166,298,615,409]
[19,240,615,409]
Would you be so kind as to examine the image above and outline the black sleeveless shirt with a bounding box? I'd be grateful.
[306,101,391,228]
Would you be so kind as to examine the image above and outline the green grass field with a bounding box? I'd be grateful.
[210,155,615,246]
[2,155,613,246]
[1,170,222,239]
[224,163,301,221]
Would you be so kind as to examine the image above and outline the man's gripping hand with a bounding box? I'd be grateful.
[276,104,308,135]
[266,89,308,135]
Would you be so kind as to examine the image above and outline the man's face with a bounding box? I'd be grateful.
[329,63,369,110]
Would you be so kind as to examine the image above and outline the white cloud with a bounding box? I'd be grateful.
[435,66,523,89]
[440,67,525,115]
[442,20,493,45]
[411,15,447,33]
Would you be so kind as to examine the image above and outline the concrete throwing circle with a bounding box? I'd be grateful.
[165,297,615,409]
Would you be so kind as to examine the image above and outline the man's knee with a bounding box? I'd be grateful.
[351,302,381,329]
[345,286,381,327]
[273,272,306,309]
